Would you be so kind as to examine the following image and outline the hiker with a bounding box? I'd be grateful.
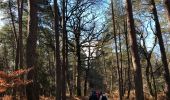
[89,91,98,100]
[99,92,108,100]
[96,91,100,100]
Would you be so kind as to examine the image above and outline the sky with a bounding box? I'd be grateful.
[0,11,5,29]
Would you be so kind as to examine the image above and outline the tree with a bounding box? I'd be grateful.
[110,0,122,99]
[125,0,144,99]
[26,0,39,100]
[139,31,157,98]
[150,0,170,98]
[164,0,170,23]
[124,19,131,99]
[62,0,67,99]
[17,0,24,68]
[53,0,62,100]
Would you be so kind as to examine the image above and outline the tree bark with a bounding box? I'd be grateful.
[118,26,124,96]
[124,19,131,99]
[84,41,90,96]
[75,18,82,96]
[125,0,144,99]
[150,0,170,99]
[54,0,62,100]
[164,0,170,23]
[62,0,67,99]
[110,0,122,99]
[17,0,24,68]
[26,0,39,100]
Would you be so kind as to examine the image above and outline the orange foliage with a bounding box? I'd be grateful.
[0,68,33,94]
[0,71,8,79]
[0,86,7,93]
[10,68,33,78]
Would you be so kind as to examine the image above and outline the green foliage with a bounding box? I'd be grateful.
[88,69,105,90]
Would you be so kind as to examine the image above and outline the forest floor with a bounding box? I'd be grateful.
[0,91,167,100]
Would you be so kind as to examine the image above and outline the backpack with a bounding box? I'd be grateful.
[89,91,98,100]
[101,95,107,100]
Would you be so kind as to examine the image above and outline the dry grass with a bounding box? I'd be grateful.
[0,95,89,100]
[112,90,166,100]
[0,92,166,100]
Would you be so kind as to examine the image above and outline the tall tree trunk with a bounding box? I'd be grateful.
[125,0,144,99]
[73,53,77,96]
[141,36,154,96]
[76,40,81,96]
[84,41,90,96]
[17,0,24,68]
[75,19,82,96]
[110,0,122,99]
[26,0,39,100]
[150,61,157,99]
[164,0,170,23]
[65,0,72,97]
[54,0,62,100]
[124,19,131,99]
[146,60,154,96]
[15,40,20,70]
[150,0,170,98]
[62,0,66,99]
[17,0,24,98]
[141,33,158,99]
[118,26,124,96]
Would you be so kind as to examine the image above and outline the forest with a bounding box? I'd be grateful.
[0,0,170,100]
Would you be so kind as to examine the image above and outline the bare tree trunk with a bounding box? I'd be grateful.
[17,0,24,68]
[17,0,24,98]
[124,19,131,99]
[125,0,144,99]
[146,60,154,96]
[110,0,122,99]
[150,62,157,100]
[64,0,72,97]
[26,0,39,100]
[73,53,77,96]
[150,0,170,98]
[62,0,67,99]
[75,19,82,96]
[84,41,90,96]
[118,26,124,96]
[15,40,20,70]
[54,0,62,100]
[164,0,170,23]
[76,34,82,96]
